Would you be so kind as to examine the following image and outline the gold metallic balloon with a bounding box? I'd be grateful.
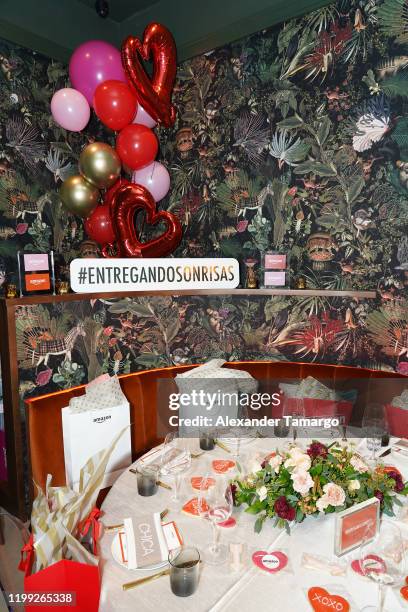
[60,175,100,218]
[79,142,121,189]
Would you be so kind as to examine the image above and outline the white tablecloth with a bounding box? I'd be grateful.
[99,438,408,612]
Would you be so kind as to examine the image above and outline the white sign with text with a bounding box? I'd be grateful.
[70,258,240,293]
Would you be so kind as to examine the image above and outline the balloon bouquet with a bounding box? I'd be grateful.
[51,24,182,258]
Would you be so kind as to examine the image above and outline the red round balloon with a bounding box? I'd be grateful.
[84,203,115,245]
[115,124,158,171]
[93,80,138,131]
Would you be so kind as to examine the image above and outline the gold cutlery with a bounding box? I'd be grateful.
[104,508,169,532]
[191,452,204,459]
[129,468,173,490]
[215,439,231,453]
[123,568,170,591]
[122,560,202,590]
[157,480,172,490]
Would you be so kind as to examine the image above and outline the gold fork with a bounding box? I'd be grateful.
[123,568,170,591]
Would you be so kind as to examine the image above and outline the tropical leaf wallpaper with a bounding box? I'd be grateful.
[1,0,408,402]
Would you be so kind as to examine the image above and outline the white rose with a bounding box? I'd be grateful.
[348,479,360,492]
[284,447,311,473]
[249,459,263,474]
[291,470,314,497]
[316,495,330,512]
[257,486,268,502]
[269,454,283,473]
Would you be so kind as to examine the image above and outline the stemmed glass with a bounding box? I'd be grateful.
[362,402,387,464]
[160,432,191,507]
[198,474,233,565]
[358,520,406,612]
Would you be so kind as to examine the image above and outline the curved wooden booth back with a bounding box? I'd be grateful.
[25,361,405,493]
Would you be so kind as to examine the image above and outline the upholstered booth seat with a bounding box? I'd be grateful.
[25,361,406,495]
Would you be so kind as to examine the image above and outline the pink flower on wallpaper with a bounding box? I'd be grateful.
[236,220,248,233]
[36,367,52,386]
[103,326,113,336]
[16,223,28,235]
[397,362,408,376]
[108,337,117,347]
[287,186,297,196]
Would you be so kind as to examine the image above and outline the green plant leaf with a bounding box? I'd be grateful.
[294,160,336,176]
[277,115,304,129]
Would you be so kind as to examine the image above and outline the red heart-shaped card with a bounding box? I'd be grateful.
[252,550,288,574]
[308,587,350,612]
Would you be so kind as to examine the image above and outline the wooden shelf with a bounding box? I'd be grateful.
[0,288,377,306]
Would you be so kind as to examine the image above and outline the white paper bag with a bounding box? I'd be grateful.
[62,403,131,491]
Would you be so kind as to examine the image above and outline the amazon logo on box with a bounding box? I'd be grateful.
[25,273,51,292]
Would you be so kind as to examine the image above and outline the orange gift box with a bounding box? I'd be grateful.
[385,403,408,438]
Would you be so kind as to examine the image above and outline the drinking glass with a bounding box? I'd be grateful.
[198,474,233,565]
[136,464,159,497]
[359,521,406,612]
[362,403,386,463]
[168,546,200,597]
[160,432,191,505]
[199,429,215,451]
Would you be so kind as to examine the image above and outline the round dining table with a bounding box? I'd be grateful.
[99,436,408,612]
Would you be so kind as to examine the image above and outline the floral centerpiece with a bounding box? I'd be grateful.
[233,442,408,533]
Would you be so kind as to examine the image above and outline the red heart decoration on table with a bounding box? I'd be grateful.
[121,23,177,127]
[351,554,386,576]
[102,183,182,258]
[308,587,350,612]
[252,550,288,574]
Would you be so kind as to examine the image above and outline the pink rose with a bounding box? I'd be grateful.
[316,483,345,512]
[288,186,297,196]
[350,455,369,473]
[284,447,312,473]
[291,470,314,497]
[103,326,113,336]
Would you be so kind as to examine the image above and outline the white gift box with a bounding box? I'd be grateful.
[62,378,131,491]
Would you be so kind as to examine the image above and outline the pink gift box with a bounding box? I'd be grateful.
[23,253,49,272]
[264,253,286,269]
[264,271,286,286]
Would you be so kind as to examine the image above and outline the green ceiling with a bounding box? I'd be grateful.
[0,0,332,64]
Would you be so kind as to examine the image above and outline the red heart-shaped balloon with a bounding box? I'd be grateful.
[103,182,182,258]
[121,23,177,128]
[308,587,350,612]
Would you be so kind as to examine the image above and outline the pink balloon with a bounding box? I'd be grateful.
[69,40,126,107]
[51,88,90,132]
[133,103,157,128]
[132,161,170,202]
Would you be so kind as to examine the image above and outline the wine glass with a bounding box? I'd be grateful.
[198,474,233,565]
[160,432,191,507]
[358,520,406,612]
[362,403,386,464]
